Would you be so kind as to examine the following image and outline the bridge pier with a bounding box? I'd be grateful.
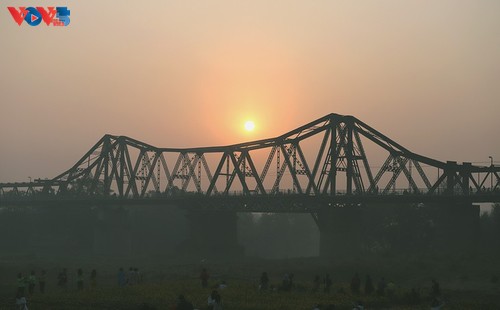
[178,210,243,258]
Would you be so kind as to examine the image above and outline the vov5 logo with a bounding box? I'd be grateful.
[7,7,70,26]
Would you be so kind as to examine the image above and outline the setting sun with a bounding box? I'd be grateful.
[244,120,255,132]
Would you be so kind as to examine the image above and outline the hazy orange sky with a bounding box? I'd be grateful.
[1,0,499,183]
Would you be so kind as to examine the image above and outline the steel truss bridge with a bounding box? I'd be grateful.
[1,113,499,211]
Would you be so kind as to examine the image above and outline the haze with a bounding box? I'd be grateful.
[1,0,499,183]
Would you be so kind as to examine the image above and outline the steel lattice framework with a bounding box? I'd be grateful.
[1,113,499,209]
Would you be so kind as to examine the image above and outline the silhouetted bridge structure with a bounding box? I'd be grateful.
[1,113,498,257]
[1,114,498,207]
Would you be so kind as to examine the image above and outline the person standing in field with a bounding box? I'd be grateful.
[61,268,68,289]
[128,267,136,285]
[27,271,36,295]
[200,268,209,288]
[90,269,97,289]
[282,273,291,291]
[213,291,223,310]
[118,267,126,286]
[76,268,84,291]
[16,273,26,296]
[260,272,269,291]
[312,275,320,293]
[324,273,332,293]
[376,277,386,296]
[431,279,440,298]
[350,273,361,294]
[39,270,46,294]
[135,268,143,284]
[364,275,374,295]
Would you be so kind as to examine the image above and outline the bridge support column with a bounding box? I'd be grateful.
[179,210,243,258]
[318,207,363,260]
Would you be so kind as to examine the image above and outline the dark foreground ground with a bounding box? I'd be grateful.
[1,253,500,309]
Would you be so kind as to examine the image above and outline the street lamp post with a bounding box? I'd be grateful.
[489,156,493,189]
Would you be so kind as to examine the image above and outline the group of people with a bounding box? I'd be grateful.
[56,268,97,291]
[19,266,144,292]
[310,276,443,310]
[16,270,45,296]
[349,273,383,296]
[16,268,98,295]
[13,266,443,310]
[173,268,224,310]
[118,267,143,286]
[14,266,149,309]
[258,270,391,297]
[15,268,97,310]
[348,272,395,297]
[259,271,298,292]
[312,274,332,293]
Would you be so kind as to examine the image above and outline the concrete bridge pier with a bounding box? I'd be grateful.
[178,210,243,258]
[317,207,363,260]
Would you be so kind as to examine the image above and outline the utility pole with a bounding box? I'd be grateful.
[490,156,493,189]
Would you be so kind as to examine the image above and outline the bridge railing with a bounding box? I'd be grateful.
[2,185,500,201]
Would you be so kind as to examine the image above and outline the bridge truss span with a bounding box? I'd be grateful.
[1,113,499,205]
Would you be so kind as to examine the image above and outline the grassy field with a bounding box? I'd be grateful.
[1,254,500,309]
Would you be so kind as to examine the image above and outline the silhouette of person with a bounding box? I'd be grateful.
[324,274,332,293]
[39,270,46,294]
[200,268,209,288]
[313,275,320,292]
[61,268,68,289]
[350,273,361,294]
[260,272,269,291]
[77,268,84,290]
[376,277,386,296]
[282,273,291,291]
[364,275,374,295]
[118,267,126,286]
[90,269,97,289]
[17,273,26,296]
[431,279,440,297]
[28,270,36,295]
